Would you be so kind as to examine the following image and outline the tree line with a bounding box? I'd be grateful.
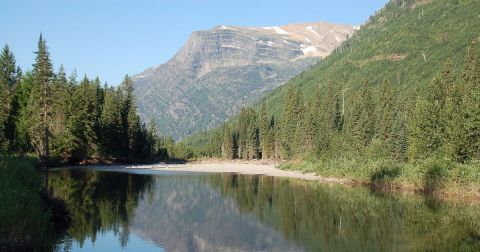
[195,41,480,165]
[0,35,171,163]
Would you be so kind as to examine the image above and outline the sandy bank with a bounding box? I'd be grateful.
[83,161,350,184]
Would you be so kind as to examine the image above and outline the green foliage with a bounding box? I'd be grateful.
[0,156,55,250]
[182,0,480,194]
[1,35,170,163]
[0,45,22,151]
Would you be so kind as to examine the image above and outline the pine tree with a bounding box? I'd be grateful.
[323,81,343,132]
[392,109,408,162]
[302,101,316,153]
[351,80,376,147]
[259,103,271,159]
[0,45,21,150]
[246,115,260,160]
[100,87,123,158]
[376,79,396,155]
[409,62,453,160]
[28,34,54,158]
[222,124,233,159]
[279,87,307,158]
[460,42,480,160]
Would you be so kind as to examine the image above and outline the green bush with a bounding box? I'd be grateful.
[0,155,53,249]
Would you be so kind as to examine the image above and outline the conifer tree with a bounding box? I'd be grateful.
[222,124,233,159]
[376,79,396,155]
[100,87,123,158]
[29,34,54,158]
[460,42,480,160]
[409,62,453,159]
[259,103,272,159]
[352,80,376,147]
[0,45,21,149]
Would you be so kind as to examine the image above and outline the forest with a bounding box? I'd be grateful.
[0,35,175,164]
[184,40,480,192]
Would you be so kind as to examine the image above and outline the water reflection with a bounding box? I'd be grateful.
[49,169,480,252]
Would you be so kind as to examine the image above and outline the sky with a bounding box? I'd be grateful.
[0,0,388,85]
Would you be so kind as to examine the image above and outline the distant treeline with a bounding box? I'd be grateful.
[0,35,172,163]
[188,41,480,165]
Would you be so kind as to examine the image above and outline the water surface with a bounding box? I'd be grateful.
[48,168,480,251]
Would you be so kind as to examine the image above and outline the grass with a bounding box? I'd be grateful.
[0,155,56,250]
[280,155,480,200]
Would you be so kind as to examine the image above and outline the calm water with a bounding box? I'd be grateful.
[48,168,480,252]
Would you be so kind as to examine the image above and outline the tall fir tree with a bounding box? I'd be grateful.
[0,45,21,149]
[29,34,54,158]
[259,103,271,159]
[222,123,233,159]
[409,62,453,160]
[376,79,396,156]
[460,42,480,160]
[351,80,376,147]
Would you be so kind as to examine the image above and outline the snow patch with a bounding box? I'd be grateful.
[219,25,236,30]
[330,30,344,42]
[263,26,290,35]
[221,44,239,49]
[306,26,320,37]
[300,44,319,55]
[258,40,275,46]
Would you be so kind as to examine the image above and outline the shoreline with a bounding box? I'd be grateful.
[57,160,480,202]
[71,160,352,184]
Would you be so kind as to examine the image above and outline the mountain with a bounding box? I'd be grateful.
[133,21,355,139]
[182,0,480,152]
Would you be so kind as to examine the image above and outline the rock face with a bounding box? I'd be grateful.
[133,21,355,139]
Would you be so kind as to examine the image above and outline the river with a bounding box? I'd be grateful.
[48,167,480,251]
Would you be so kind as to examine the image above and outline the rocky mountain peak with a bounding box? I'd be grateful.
[133,21,354,139]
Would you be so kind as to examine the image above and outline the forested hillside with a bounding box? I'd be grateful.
[0,35,172,164]
[181,0,480,192]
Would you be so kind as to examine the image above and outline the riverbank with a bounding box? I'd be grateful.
[80,160,350,184]
[59,157,480,201]
[280,158,480,201]
[84,158,480,201]
[0,156,69,251]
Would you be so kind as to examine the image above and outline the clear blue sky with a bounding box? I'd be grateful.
[0,0,388,85]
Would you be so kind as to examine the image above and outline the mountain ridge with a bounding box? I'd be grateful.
[133,21,355,139]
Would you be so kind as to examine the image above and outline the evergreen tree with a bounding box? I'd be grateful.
[376,79,396,155]
[280,87,306,158]
[222,124,233,159]
[352,80,376,147]
[13,72,34,152]
[460,42,480,160]
[259,103,272,159]
[392,109,408,162]
[409,62,453,160]
[246,114,260,159]
[0,45,21,149]
[29,34,54,158]
[100,87,123,158]
[323,81,343,132]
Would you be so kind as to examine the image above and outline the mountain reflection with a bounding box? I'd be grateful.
[49,170,480,252]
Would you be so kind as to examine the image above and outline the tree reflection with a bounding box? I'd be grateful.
[209,174,480,251]
[48,169,153,248]
[48,171,480,251]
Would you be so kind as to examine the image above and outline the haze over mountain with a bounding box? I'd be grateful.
[133,21,355,139]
